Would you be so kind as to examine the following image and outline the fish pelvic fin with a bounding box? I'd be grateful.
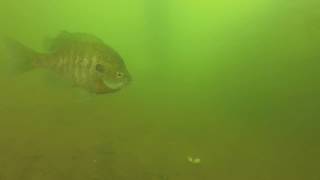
[3,37,42,74]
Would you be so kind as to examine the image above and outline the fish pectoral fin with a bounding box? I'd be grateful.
[95,79,106,93]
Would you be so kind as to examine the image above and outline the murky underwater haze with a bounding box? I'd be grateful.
[0,0,319,179]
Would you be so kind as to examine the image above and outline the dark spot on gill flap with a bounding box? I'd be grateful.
[95,79,119,94]
[95,64,105,73]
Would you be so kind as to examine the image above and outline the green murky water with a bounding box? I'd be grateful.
[0,0,319,179]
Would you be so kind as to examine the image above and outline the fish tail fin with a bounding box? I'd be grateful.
[3,37,41,74]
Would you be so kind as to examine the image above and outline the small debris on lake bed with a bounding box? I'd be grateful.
[187,156,201,164]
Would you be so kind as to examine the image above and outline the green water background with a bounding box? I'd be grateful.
[0,0,319,179]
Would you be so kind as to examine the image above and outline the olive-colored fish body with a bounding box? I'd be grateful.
[5,31,131,94]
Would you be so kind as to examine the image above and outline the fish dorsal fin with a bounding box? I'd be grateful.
[45,31,103,52]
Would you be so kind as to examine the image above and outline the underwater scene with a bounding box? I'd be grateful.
[0,0,319,179]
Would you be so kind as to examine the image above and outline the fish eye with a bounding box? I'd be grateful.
[116,72,124,78]
[96,64,105,73]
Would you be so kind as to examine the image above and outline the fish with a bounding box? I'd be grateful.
[4,31,131,94]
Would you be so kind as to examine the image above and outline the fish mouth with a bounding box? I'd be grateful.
[103,80,124,90]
